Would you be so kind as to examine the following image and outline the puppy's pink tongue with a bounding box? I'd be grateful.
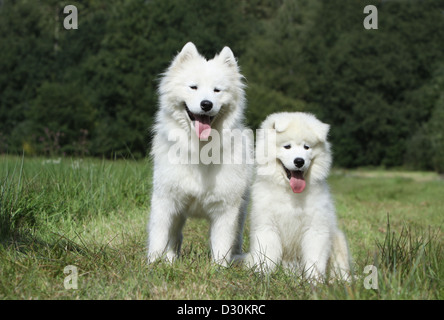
[194,116,211,140]
[290,171,306,193]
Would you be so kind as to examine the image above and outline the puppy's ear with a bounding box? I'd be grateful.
[260,113,290,132]
[272,118,290,133]
[172,42,199,67]
[218,46,238,68]
[315,122,330,142]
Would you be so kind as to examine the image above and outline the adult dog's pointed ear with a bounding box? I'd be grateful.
[171,42,199,67]
[218,46,238,69]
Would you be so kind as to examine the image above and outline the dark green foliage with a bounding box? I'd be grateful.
[0,0,249,158]
[405,65,444,172]
[245,83,308,130]
[1,0,444,170]
[242,0,444,168]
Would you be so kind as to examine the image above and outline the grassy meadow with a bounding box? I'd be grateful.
[0,155,442,299]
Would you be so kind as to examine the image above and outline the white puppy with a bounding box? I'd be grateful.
[147,42,253,266]
[245,112,350,281]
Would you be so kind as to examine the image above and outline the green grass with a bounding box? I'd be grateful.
[0,155,443,299]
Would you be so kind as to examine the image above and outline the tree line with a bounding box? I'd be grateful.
[1,0,443,171]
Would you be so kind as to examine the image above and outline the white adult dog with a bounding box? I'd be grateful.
[245,112,351,281]
[147,42,253,266]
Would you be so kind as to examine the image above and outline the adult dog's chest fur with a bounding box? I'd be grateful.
[185,161,245,195]
[181,162,248,217]
[153,157,247,214]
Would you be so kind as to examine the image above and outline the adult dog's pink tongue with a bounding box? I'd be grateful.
[194,115,211,140]
[290,171,306,193]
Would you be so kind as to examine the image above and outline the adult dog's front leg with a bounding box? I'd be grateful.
[209,206,245,267]
[147,194,186,263]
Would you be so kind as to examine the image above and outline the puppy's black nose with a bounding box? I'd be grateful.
[294,157,305,168]
[200,100,213,112]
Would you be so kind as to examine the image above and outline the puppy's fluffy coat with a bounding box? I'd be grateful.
[245,112,350,280]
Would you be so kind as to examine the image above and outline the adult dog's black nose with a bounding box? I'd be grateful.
[200,100,213,112]
[294,157,305,168]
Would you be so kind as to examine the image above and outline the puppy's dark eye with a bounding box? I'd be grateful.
[284,144,291,149]
[190,85,198,90]
[214,88,221,93]
[304,144,310,150]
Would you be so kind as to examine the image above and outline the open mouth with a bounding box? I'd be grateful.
[185,104,215,140]
[281,161,306,194]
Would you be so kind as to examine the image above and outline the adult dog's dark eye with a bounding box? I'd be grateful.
[284,144,291,149]
[190,85,198,90]
[214,88,221,93]
[304,144,310,150]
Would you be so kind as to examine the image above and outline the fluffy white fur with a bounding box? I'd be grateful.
[245,112,351,281]
[147,42,253,266]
